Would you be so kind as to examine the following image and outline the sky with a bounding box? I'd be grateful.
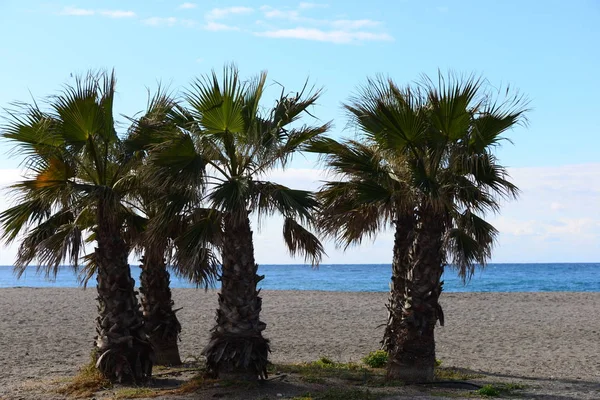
[0,0,599,265]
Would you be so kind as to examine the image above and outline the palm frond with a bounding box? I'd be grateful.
[13,210,84,278]
[144,132,208,192]
[317,181,393,249]
[421,72,484,142]
[186,65,246,136]
[249,181,318,225]
[445,209,498,280]
[170,208,223,286]
[282,217,324,266]
[209,177,251,217]
[0,70,146,284]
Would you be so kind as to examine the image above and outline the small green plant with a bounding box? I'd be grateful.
[477,382,526,397]
[316,356,335,366]
[57,350,111,398]
[478,384,500,396]
[362,350,388,368]
[112,387,158,399]
[435,358,442,367]
[435,367,483,380]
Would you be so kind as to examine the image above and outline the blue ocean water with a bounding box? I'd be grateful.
[0,263,598,292]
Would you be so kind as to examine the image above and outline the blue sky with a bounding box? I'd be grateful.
[0,0,599,264]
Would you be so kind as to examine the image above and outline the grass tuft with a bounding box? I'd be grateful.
[435,367,483,381]
[477,382,526,397]
[275,358,378,384]
[169,374,218,394]
[57,352,111,398]
[362,351,388,368]
[111,387,159,399]
[478,384,501,396]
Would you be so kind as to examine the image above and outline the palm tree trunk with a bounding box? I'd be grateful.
[386,206,445,382]
[382,213,415,353]
[202,211,269,380]
[139,245,182,366]
[94,205,153,383]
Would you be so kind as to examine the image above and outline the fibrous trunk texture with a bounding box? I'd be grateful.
[382,214,415,353]
[94,204,153,383]
[139,246,182,366]
[202,211,269,380]
[386,206,445,382]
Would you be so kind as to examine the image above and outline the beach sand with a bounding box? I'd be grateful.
[1,289,599,399]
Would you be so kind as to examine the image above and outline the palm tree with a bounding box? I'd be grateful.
[307,137,417,356]
[0,71,153,383]
[124,92,221,365]
[134,190,219,366]
[146,65,330,379]
[312,73,528,381]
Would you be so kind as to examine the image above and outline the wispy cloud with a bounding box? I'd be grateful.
[298,2,329,9]
[254,4,392,44]
[143,17,197,27]
[203,21,240,31]
[178,2,197,10]
[486,163,600,262]
[59,7,135,18]
[143,17,177,27]
[262,8,300,20]
[331,19,380,29]
[256,28,393,44]
[206,6,253,20]
[59,7,94,16]
[99,10,136,18]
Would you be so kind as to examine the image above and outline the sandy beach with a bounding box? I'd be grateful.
[1,289,599,399]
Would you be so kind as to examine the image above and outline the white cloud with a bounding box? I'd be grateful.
[298,2,329,10]
[143,17,179,27]
[263,9,300,20]
[59,7,94,16]
[178,2,197,10]
[331,19,380,29]
[254,5,392,44]
[180,19,198,27]
[256,28,394,44]
[99,10,136,18]
[2,163,599,265]
[203,21,240,31]
[206,6,253,20]
[486,163,600,262]
[59,7,135,18]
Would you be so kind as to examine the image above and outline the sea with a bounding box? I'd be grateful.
[0,263,598,292]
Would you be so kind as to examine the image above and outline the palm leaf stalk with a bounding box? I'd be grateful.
[313,72,528,382]
[145,65,330,379]
[0,71,154,383]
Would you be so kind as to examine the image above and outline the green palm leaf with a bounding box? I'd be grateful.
[282,217,324,265]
